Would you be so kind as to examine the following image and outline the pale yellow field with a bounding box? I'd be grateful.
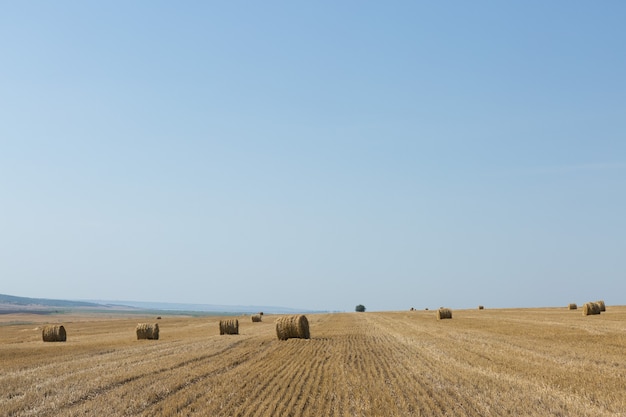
[1,307,625,416]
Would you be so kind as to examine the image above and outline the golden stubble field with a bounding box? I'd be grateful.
[1,307,625,417]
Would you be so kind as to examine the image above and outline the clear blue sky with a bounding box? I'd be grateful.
[1,2,624,311]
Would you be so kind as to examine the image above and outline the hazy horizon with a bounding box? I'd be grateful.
[2,2,624,312]
[3,291,619,314]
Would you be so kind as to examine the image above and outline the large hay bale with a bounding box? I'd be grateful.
[42,325,66,342]
[219,319,239,335]
[437,308,452,320]
[568,303,577,310]
[478,305,485,310]
[582,302,601,316]
[136,323,160,340]
[595,300,606,312]
[275,315,310,340]
[251,314,262,322]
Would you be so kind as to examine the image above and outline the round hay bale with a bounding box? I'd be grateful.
[595,300,606,312]
[582,302,601,316]
[42,325,66,342]
[275,315,310,340]
[478,305,485,310]
[437,308,452,320]
[136,323,160,340]
[219,319,239,335]
[251,314,262,323]
[568,303,577,310]
[259,312,264,316]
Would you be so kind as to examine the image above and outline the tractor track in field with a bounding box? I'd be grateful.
[16,338,249,417]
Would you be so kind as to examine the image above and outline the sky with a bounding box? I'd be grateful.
[1,2,624,312]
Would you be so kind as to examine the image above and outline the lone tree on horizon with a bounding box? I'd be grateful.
[355,304,366,312]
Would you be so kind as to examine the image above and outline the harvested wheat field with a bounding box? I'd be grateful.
[1,307,626,416]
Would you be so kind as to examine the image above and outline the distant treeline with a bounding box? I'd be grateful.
[0,309,56,315]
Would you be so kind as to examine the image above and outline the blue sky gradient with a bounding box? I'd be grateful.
[1,2,624,311]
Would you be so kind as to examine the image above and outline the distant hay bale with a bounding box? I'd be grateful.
[251,314,262,322]
[42,325,66,342]
[136,323,160,340]
[568,303,577,310]
[437,308,452,320]
[595,300,606,312]
[219,319,239,335]
[259,312,264,316]
[582,302,601,316]
[425,308,429,311]
[275,315,310,340]
[410,307,415,311]
[478,305,485,310]
[156,316,162,319]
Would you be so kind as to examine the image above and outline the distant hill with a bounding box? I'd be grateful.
[0,293,103,308]
[0,293,322,315]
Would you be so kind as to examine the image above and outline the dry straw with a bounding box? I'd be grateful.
[275,315,310,340]
[251,314,262,322]
[437,308,452,320]
[136,323,160,340]
[582,302,601,316]
[595,300,606,312]
[219,319,239,335]
[568,303,577,310]
[42,325,66,342]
